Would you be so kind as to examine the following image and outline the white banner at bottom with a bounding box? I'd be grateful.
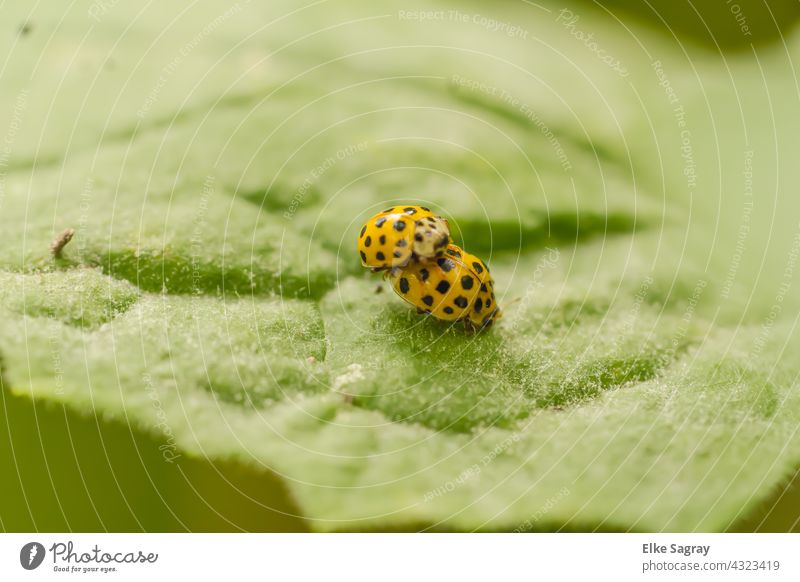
[0,533,796,581]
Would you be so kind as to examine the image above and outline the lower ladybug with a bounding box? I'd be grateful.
[388,244,501,330]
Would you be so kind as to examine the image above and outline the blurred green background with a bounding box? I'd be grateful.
[2,0,800,532]
[2,388,799,531]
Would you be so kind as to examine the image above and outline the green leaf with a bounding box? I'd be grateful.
[1,0,799,532]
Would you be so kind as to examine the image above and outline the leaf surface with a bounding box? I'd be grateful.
[1,0,799,531]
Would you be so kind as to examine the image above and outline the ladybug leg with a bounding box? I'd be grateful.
[463,318,475,334]
[473,310,497,332]
[481,309,499,330]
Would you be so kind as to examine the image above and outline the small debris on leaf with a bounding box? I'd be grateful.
[50,228,75,257]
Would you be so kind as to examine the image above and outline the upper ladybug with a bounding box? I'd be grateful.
[358,205,450,270]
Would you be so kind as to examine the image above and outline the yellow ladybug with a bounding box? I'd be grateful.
[389,243,501,330]
[358,206,450,270]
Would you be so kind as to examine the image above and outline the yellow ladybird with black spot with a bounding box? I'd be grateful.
[389,243,501,330]
[358,205,450,270]
[457,245,501,328]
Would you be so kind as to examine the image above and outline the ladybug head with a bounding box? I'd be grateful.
[412,216,450,259]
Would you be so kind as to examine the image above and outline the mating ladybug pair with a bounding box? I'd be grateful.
[358,205,501,331]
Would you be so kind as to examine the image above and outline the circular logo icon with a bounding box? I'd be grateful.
[19,542,46,570]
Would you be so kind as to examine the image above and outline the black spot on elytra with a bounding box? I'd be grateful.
[480,283,488,292]
[414,233,423,242]
[404,207,417,214]
[375,217,387,228]
[436,280,451,294]
[471,261,484,274]
[446,248,461,257]
[396,239,408,248]
[376,251,385,261]
[422,295,434,306]
[379,235,386,245]
[421,206,431,212]
[443,306,454,314]
[383,207,395,213]
[399,278,410,293]
[393,250,403,258]
[486,298,492,308]
[474,297,483,312]
[364,236,372,247]
[393,220,406,231]
[360,251,367,263]
[427,217,436,223]
[360,225,366,238]
[437,258,455,272]
[419,268,429,281]
[454,296,468,309]
[461,275,474,290]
